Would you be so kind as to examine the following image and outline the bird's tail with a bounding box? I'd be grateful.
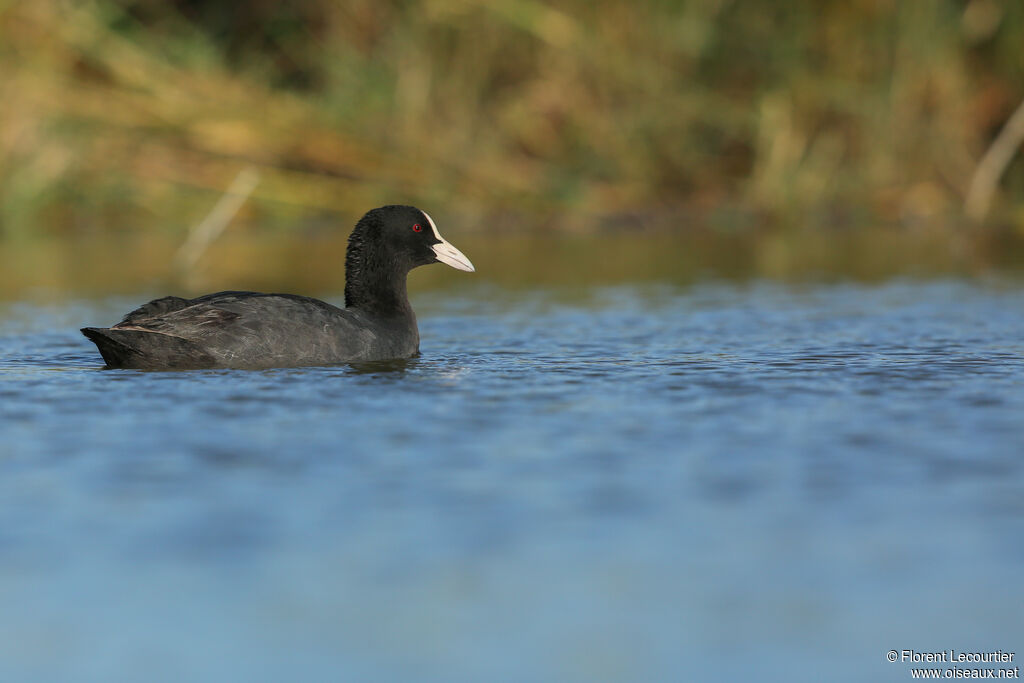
[80,327,214,369]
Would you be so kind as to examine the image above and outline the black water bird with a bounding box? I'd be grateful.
[81,205,475,369]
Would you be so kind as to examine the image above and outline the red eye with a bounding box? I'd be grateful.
[412,223,423,232]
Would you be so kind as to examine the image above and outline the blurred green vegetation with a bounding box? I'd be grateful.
[1,0,1024,243]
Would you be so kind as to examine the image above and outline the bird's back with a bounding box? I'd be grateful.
[82,291,418,369]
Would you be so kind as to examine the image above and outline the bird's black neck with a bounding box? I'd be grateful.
[344,227,412,316]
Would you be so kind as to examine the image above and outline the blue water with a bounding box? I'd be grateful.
[1,280,1022,682]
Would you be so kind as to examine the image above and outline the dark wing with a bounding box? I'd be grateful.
[114,291,262,331]
[117,295,196,326]
[112,292,375,367]
[113,302,241,336]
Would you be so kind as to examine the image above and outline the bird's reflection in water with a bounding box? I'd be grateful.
[345,357,419,376]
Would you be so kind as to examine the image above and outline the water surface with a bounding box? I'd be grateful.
[1,280,1022,682]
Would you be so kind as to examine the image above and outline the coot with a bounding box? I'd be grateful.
[81,205,475,369]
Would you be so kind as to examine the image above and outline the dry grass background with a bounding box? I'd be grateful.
[1,0,1023,244]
